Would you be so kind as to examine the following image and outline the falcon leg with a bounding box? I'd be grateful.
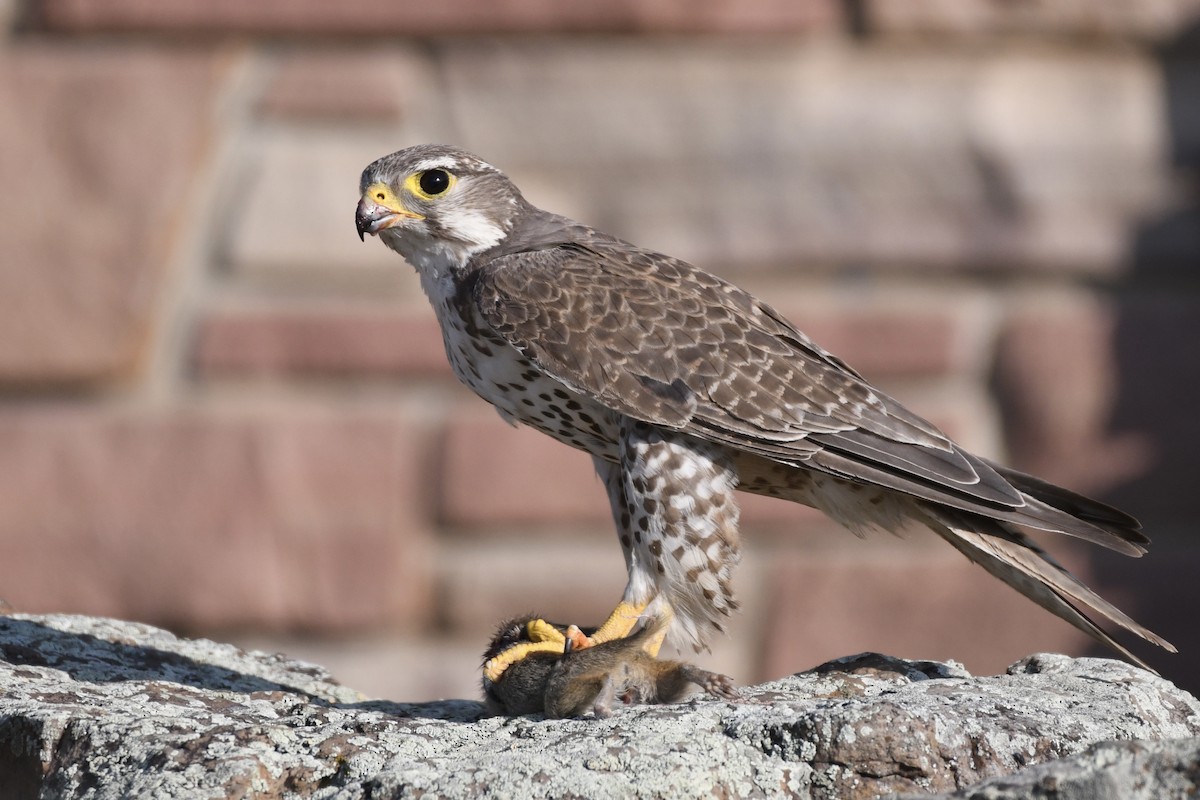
[585,599,674,658]
[593,421,742,655]
[587,600,649,645]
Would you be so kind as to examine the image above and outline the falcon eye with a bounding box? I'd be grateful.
[403,167,458,200]
[418,169,451,196]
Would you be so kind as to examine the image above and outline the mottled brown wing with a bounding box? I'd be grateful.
[475,244,995,483]
[471,241,1144,553]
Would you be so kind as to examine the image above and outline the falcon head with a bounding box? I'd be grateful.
[355,144,523,272]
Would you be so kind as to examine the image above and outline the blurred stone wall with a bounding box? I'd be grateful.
[2,0,1199,700]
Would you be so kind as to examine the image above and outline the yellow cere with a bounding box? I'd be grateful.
[362,182,421,217]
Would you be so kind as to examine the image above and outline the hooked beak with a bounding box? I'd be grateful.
[355,190,422,241]
[356,197,397,241]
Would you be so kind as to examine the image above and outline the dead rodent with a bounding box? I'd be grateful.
[482,614,738,718]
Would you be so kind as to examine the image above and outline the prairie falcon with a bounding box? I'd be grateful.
[355,144,1173,677]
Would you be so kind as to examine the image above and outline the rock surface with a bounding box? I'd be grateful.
[1,614,1198,799]
[913,736,1200,800]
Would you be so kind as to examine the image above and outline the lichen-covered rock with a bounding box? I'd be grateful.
[1,615,1198,799]
[912,736,1200,800]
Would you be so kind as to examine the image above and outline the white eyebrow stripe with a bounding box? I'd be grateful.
[411,157,460,173]
[409,156,500,175]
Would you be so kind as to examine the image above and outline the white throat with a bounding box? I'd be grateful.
[381,211,506,279]
[380,219,506,324]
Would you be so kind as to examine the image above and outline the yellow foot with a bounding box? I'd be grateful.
[586,600,648,646]
[482,603,674,684]
[482,617,570,684]
[639,604,673,658]
[579,601,672,658]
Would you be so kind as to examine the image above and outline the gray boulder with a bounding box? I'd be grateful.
[912,736,1200,799]
[1,614,1197,799]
